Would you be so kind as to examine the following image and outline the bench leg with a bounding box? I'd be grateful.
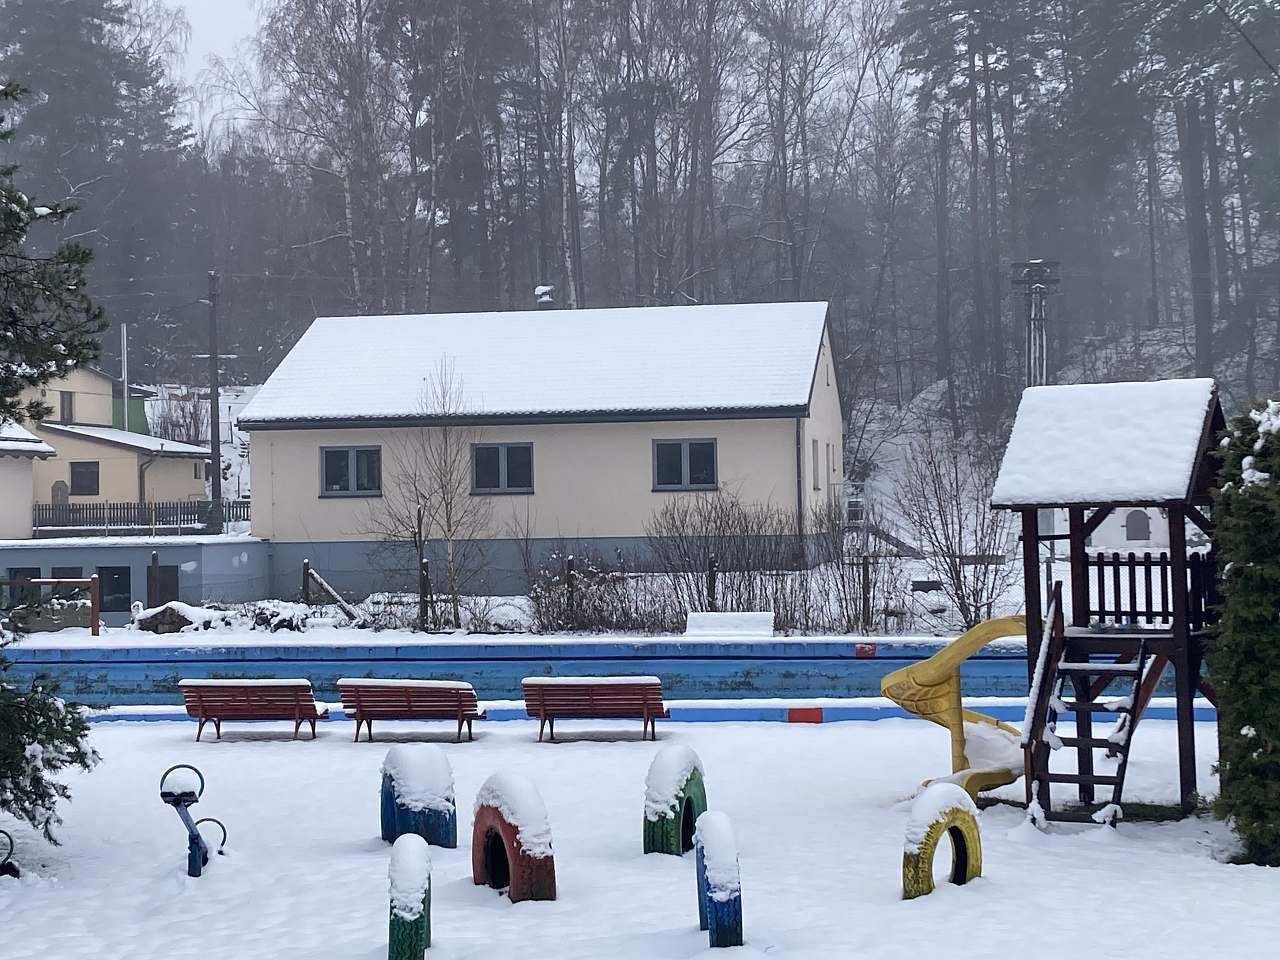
[309,718,317,740]
[293,718,302,740]
[548,716,555,742]
[365,720,373,742]
[353,718,362,743]
[214,719,222,740]
[196,718,206,742]
[538,715,546,743]
[467,718,474,742]
[456,714,464,743]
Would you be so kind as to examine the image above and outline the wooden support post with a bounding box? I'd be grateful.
[1072,671,1095,804]
[1167,506,1197,814]
[89,574,100,637]
[1067,507,1090,627]
[706,555,718,612]
[147,550,160,608]
[1020,509,1043,685]
[302,558,311,604]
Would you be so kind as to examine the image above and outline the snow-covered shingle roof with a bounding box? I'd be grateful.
[239,302,829,428]
[0,420,55,458]
[39,422,210,458]
[991,378,1219,507]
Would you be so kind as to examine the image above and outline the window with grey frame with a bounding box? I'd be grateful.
[69,461,99,496]
[472,443,533,494]
[653,439,717,491]
[320,446,382,496]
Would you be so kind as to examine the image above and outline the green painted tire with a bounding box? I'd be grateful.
[644,768,707,856]
[901,804,982,900]
[388,882,431,958]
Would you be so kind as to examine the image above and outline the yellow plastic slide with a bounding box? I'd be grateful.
[880,616,1027,799]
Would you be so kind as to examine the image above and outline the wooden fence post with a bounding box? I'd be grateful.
[302,559,311,604]
[706,555,718,612]
[861,554,872,632]
[565,555,577,627]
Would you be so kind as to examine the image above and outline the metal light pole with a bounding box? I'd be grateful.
[206,271,223,532]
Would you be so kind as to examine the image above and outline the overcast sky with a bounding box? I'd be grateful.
[177,0,259,83]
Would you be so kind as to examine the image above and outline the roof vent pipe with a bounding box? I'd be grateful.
[534,285,555,309]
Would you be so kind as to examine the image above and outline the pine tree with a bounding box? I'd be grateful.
[0,81,102,842]
[1212,399,1280,865]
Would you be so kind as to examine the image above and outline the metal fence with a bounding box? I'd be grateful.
[32,499,251,531]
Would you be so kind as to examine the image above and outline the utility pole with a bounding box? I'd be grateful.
[120,323,129,431]
[1011,260,1060,388]
[206,270,223,533]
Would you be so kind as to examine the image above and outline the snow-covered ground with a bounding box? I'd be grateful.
[3,719,1273,960]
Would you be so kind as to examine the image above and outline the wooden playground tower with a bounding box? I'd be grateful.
[994,379,1225,820]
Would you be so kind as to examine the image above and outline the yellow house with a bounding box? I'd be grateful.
[239,302,845,594]
[22,367,209,507]
[0,422,55,539]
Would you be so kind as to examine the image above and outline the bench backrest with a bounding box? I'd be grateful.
[336,681,479,715]
[522,680,665,716]
[179,681,318,718]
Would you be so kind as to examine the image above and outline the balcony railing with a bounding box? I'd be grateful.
[32,499,251,533]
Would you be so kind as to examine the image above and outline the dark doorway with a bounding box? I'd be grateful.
[680,799,696,853]
[97,566,132,612]
[484,831,510,889]
[147,565,179,607]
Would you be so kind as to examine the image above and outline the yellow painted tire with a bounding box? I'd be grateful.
[901,805,982,900]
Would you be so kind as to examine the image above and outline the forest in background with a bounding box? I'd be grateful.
[1,0,1278,443]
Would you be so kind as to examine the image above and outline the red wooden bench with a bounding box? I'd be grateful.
[336,678,485,742]
[521,676,670,742]
[178,679,328,741]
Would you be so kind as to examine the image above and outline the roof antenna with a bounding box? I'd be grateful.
[534,285,556,310]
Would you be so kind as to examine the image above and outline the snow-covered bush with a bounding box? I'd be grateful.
[524,550,682,633]
[1213,399,1280,865]
[0,632,98,843]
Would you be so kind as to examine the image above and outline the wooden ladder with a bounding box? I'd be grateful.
[1024,583,1150,825]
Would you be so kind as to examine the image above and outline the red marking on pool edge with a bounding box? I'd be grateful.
[854,643,877,658]
[787,708,824,724]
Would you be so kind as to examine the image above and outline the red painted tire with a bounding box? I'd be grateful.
[471,804,557,902]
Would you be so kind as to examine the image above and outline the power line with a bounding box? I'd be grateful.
[1210,0,1280,80]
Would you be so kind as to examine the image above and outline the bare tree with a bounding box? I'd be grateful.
[150,393,209,446]
[367,359,493,626]
[895,423,1017,629]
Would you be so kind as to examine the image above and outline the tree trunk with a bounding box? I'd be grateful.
[1175,94,1214,378]
[1202,85,1233,331]
[966,28,989,410]
[1228,81,1258,395]
[935,108,956,426]
[982,50,1004,394]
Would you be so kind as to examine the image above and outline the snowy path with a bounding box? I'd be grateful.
[2,719,1274,959]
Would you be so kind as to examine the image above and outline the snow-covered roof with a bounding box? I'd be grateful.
[0,420,55,458]
[992,378,1219,507]
[39,422,211,458]
[239,302,830,428]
